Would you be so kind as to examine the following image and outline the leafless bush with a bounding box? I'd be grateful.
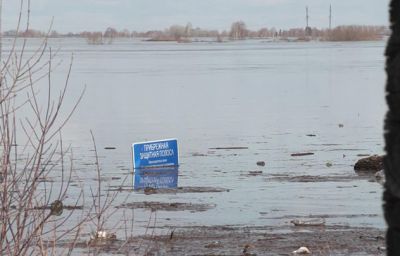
[82,31,105,45]
[229,21,248,40]
[0,1,87,255]
[0,2,151,255]
[87,131,120,251]
[81,28,120,45]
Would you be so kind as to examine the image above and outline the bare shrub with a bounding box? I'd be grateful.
[82,31,105,45]
[0,2,151,255]
[229,21,248,40]
[0,1,86,255]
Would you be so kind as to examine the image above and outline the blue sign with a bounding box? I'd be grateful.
[132,139,179,169]
[134,167,178,189]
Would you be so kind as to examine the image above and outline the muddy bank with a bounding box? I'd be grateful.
[116,201,216,212]
[108,186,229,194]
[267,174,366,183]
[259,213,379,220]
[141,225,385,255]
[69,225,385,256]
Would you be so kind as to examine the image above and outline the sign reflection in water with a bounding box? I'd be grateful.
[134,167,178,190]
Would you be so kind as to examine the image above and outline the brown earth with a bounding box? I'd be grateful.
[71,225,386,255]
[116,201,216,212]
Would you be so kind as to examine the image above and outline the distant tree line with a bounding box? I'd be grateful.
[80,27,133,44]
[226,21,388,41]
[134,23,223,42]
[325,25,387,41]
[2,22,389,43]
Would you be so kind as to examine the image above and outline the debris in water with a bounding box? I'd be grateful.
[359,235,384,241]
[90,230,117,243]
[242,244,254,254]
[116,201,215,212]
[50,200,63,216]
[256,161,265,166]
[326,162,333,167]
[104,147,116,150]
[204,241,223,248]
[113,186,229,194]
[375,170,385,184]
[169,229,175,240]
[306,134,316,137]
[248,171,263,176]
[338,124,344,128]
[192,152,207,157]
[96,230,107,239]
[291,153,314,157]
[209,147,248,150]
[34,204,82,211]
[292,246,311,254]
[290,218,325,227]
[144,187,157,195]
[354,155,384,172]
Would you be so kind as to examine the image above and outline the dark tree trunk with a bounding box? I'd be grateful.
[384,1,400,255]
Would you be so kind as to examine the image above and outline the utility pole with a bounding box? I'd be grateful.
[329,4,332,30]
[305,6,311,37]
[306,6,309,28]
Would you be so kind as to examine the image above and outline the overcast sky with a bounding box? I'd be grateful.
[2,0,390,33]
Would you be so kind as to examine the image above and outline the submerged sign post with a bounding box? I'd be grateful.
[132,139,179,169]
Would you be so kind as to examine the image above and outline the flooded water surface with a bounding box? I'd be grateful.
[11,38,387,237]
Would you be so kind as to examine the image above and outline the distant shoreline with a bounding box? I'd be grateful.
[2,23,389,44]
[2,35,387,44]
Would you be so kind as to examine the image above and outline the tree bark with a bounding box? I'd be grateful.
[384,1,400,255]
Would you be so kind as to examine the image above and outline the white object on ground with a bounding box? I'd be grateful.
[290,218,325,226]
[293,246,311,254]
